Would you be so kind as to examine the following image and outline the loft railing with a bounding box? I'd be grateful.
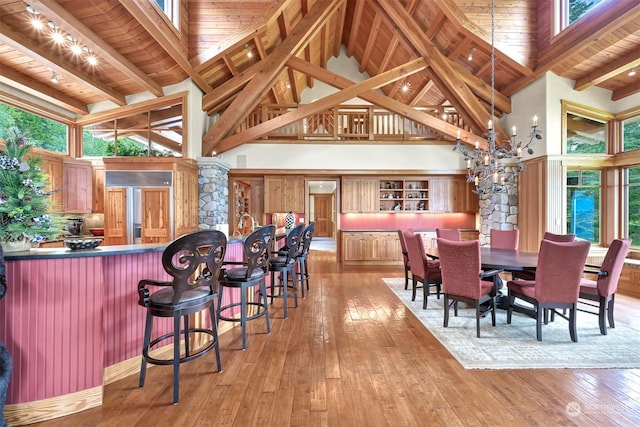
[234,104,471,142]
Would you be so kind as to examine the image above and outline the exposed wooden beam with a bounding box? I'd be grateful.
[202,61,262,114]
[574,51,640,91]
[286,57,486,149]
[333,2,347,57]
[0,25,126,106]
[376,0,500,137]
[360,14,383,73]
[612,79,640,102]
[0,67,88,115]
[214,58,433,153]
[118,0,212,93]
[450,62,511,115]
[29,0,163,97]
[202,0,343,156]
[347,0,365,58]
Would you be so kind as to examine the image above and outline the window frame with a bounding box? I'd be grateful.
[565,169,602,244]
[561,100,613,155]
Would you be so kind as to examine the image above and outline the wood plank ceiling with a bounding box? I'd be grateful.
[0,0,639,156]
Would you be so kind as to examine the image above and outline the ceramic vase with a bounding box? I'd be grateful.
[0,240,31,253]
[285,211,295,229]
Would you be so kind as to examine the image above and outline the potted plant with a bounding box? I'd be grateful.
[0,127,63,252]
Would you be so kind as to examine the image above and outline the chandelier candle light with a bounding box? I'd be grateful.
[453,0,542,195]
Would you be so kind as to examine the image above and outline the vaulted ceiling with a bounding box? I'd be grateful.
[1,0,639,156]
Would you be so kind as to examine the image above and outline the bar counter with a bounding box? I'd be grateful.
[0,228,288,425]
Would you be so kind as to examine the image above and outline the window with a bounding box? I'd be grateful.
[152,0,179,29]
[563,101,610,154]
[625,167,640,247]
[0,103,68,154]
[558,0,607,32]
[566,170,601,244]
[622,115,640,152]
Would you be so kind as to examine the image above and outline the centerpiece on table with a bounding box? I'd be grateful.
[0,126,64,252]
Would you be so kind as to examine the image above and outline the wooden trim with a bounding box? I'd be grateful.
[4,386,102,426]
[75,92,187,125]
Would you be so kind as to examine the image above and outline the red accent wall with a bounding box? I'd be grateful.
[340,212,476,230]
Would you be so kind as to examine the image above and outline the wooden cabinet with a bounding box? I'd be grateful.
[92,165,105,213]
[379,178,429,212]
[174,161,199,238]
[104,187,127,245]
[38,151,63,212]
[141,188,171,243]
[341,231,401,264]
[63,159,93,213]
[264,176,304,212]
[341,178,378,213]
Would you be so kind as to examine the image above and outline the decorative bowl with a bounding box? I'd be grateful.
[89,228,104,236]
[64,238,102,250]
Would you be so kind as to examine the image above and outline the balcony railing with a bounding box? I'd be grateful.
[234,104,470,142]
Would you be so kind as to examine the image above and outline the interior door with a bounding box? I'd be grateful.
[314,194,332,237]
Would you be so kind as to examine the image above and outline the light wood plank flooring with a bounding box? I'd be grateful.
[32,250,640,426]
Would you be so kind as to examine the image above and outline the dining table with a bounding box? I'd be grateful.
[426,246,539,308]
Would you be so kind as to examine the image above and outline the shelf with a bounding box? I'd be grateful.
[378,179,429,212]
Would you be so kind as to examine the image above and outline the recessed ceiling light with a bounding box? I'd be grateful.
[629,69,637,77]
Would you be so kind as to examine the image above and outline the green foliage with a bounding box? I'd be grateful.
[569,0,602,24]
[0,127,64,243]
[82,129,174,157]
[0,104,67,153]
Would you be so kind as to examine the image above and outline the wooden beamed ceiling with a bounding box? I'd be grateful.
[0,0,639,155]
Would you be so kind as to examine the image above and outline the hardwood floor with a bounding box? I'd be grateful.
[31,250,640,426]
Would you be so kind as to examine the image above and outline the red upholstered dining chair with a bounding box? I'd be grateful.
[436,228,461,241]
[436,238,501,338]
[404,231,441,309]
[397,228,413,290]
[490,229,519,250]
[506,239,590,342]
[543,232,576,242]
[579,238,631,335]
[512,231,576,281]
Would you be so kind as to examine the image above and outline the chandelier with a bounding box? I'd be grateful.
[453,0,542,195]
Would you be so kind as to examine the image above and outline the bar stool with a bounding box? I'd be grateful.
[268,224,304,318]
[296,222,315,298]
[138,230,226,404]
[217,225,275,350]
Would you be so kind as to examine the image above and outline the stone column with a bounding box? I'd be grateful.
[197,156,231,230]
[478,174,519,246]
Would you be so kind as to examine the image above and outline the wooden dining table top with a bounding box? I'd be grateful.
[426,246,539,271]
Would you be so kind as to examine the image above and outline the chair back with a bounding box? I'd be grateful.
[596,238,631,297]
[299,222,316,257]
[243,225,276,277]
[397,228,413,266]
[543,232,576,242]
[161,230,227,304]
[280,223,305,263]
[436,228,461,241]
[437,238,483,299]
[404,231,425,280]
[535,239,590,303]
[490,229,519,250]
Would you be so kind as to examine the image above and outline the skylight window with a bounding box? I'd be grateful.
[152,0,179,29]
[557,0,607,33]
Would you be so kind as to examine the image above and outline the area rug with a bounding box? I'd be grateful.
[383,278,640,369]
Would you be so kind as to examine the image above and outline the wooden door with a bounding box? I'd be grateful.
[104,188,126,245]
[141,188,171,243]
[314,194,332,237]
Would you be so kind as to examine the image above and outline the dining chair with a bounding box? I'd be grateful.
[436,238,501,338]
[397,228,413,290]
[579,238,631,335]
[506,239,590,342]
[217,225,275,350]
[436,228,461,241]
[268,223,305,319]
[543,232,576,242]
[490,229,519,250]
[511,231,576,281]
[138,230,226,404]
[404,231,441,309]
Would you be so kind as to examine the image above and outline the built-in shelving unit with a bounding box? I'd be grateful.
[379,179,429,212]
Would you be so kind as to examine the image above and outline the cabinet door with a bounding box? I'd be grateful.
[141,188,171,243]
[40,155,64,211]
[264,177,284,212]
[342,233,364,261]
[429,179,452,212]
[174,167,199,237]
[449,177,467,213]
[63,162,92,213]
[360,179,379,212]
[341,178,361,213]
[104,188,127,245]
[92,166,105,213]
[377,233,399,261]
[284,177,304,212]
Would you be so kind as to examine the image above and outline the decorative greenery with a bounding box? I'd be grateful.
[0,127,63,243]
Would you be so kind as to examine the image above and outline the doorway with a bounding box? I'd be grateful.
[308,180,338,251]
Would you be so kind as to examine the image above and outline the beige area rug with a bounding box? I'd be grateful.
[383,277,640,369]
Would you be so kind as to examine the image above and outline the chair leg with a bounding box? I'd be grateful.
[411,278,418,301]
[422,282,428,309]
[443,295,450,327]
[607,295,615,329]
[260,281,272,334]
[173,314,181,404]
[506,293,513,324]
[281,270,289,319]
[139,313,153,388]
[475,302,481,338]
[208,305,222,372]
[241,285,248,350]
[291,268,299,309]
[404,266,409,290]
[298,259,306,298]
[569,305,578,342]
[490,298,496,327]
[303,258,310,292]
[183,314,190,356]
[536,305,543,341]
